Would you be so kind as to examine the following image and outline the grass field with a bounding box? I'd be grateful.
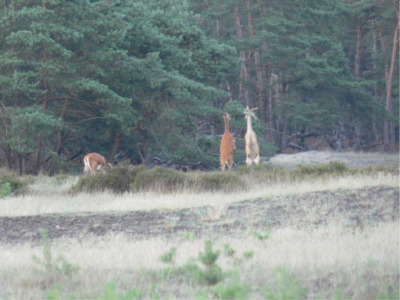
[0,151,398,299]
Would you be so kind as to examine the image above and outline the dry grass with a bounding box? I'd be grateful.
[0,172,396,217]
[0,222,398,299]
[270,150,399,169]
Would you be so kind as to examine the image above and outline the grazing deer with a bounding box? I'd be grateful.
[220,112,235,171]
[244,107,260,166]
[83,153,112,175]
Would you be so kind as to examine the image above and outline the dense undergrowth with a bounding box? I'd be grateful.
[70,162,398,194]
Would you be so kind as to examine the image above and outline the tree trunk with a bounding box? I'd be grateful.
[216,18,221,42]
[108,106,159,162]
[260,5,275,143]
[371,19,380,142]
[17,153,25,176]
[4,147,12,170]
[353,20,363,151]
[378,16,399,150]
[246,0,265,122]
[267,75,275,142]
[234,6,250,107]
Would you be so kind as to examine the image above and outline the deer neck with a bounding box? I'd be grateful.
[246,116,253,132]
[224,117,230,133]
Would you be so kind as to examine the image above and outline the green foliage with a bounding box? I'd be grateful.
[133,167,189,192]
[236,163,283,176]
[71,166,249,194]
[159,247,177,265]
[197,240,224,285]
[374,284,400,300]
[161,260,203,285]
[198,240,221,267]
[96,282,143,300]
[223,244,236,257]
[45,284,76,300]
[71,166,140,194]
[0,168,29,195]
[0,0,397,174]
[252,229,272,241]
[179,230,196,241]
[71,161,397,195]
[294,162,348,177]
[202,263,224,286]
[261,267,308,300]
[196,172,248,192]
[32,230,79,278]
[0,179,11,198]
[332,288,350,300]
[214,273,250,300]
[4,106,63,155]
[242,251,254,260]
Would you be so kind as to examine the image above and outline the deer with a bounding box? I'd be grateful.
[83,153,112,175]
[219,112,235,171]
[244,106,260,166]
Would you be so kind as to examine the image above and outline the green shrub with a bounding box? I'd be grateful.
[71,165,249,194]
[197,172,248,192]
[236,164,287,184]
[243,250,254,260]
[161,260,203,284]
[71,166,135,194]
[214,273,250,300]
[253,229,272,241]
[374,284,400,300]
[293,162,348,177]
[261,267,307,300]
[32,230,79,278]
[132,167,189,193]
[198,240,220,267]
[223,244,236,257]
[179,230,196,241]
[236,163,278,175]
[202,263,224,286]
[0,179,11,198]
[96,282,143,300]
[159,247,177,265]
[198,240,224,285]
[0,168,29,195]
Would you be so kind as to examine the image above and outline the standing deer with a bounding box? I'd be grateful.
[220,113,235,171]
[83,153,111,175]
[244,107,260,166]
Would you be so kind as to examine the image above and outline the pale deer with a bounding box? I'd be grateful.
[83,153,111,175]
[220,113,235,171]
[244,107,260,166]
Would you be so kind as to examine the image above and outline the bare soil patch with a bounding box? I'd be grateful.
[1,186,397,245]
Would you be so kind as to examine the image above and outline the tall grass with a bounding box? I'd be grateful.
[0,222,398,299]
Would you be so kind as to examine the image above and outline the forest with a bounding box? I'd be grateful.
[0,0,398,175]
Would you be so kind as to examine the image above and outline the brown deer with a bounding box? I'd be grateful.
[244,107,260,166]
[83,153,112,175]
[219,113,235,171]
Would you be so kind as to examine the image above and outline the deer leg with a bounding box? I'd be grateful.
[228,160,233,171]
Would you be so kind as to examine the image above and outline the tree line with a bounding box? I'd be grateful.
[0,0,398,175]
